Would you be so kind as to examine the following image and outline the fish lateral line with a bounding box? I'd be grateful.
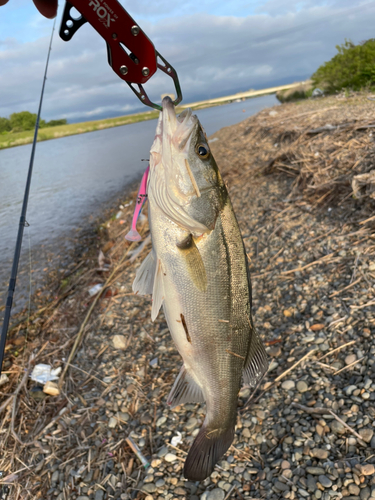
[184,158,201,198]
[225,349,245,360]
[180,313,191,343]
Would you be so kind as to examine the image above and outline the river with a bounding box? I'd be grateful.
[0,94,278,313]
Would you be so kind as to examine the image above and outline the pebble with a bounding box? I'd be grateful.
[297,380,309,393]
[274,481,289,492]
[112,335,127,349]
[281,380,295,390]
[345,385,357,395]
[108,417,117,428]
[142,484,157,493]
[164,453,177,463]
[318,475,332,488]
[311,448,329,459]
[306,467,325,475]
[359,429,374,443]
[156,416,167,427]
[51,471,59,483]
[361,487,371,500]
[349,484,361,495]
[242,428,251,438]
[175,487,187,495]
[206,489,225,500]
[330,420,346,434]
[157,447,168,458]
[345,354,357,365]
[94,491,104,500]
[185,417,198,430]
[361,464,375,475]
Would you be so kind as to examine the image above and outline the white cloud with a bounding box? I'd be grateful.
[0,1,374,122]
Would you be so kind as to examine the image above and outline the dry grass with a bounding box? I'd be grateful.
[212,91,375,209]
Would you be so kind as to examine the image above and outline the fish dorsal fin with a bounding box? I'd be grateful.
[132,250,156,296]
[151,258,164,321]
[243,323,268,387]
[176,234,207,292]
[167,365,205,408]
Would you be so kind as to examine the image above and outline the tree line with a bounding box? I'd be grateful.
[0,111,67,134]
[312,39,375,93]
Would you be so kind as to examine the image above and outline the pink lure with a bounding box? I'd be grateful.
[125,165,150,241]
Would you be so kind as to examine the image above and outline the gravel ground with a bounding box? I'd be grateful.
[1,94,375,500]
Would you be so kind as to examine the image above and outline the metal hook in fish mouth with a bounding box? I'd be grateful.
[126,52,183,111]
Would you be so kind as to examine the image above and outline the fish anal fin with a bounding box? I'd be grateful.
[183,422,234,481]
[167,365,204,408]
[132,250,156,296]
[243,323,268,388]
[177,235,207,292]
[151,259,164,321]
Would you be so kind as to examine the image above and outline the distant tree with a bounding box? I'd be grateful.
[8,112,68,132]
[46,119,68,127]
[312,39,375,93]
[0,117,11,133]
[9,111,37,131]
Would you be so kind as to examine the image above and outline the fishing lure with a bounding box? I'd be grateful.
[125,165,149,241]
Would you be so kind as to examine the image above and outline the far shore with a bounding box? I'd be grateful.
[0,80,307,150]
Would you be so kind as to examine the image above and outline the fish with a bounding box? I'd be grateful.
[133,96,268,481]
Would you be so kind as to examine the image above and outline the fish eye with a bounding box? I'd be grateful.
[196,144,210,159]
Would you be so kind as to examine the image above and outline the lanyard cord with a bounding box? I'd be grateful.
[0,18,56,375]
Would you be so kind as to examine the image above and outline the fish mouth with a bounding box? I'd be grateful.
[161,97,197,152]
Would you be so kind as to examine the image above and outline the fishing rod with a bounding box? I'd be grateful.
[0,19,56,376]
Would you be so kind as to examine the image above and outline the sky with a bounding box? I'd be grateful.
[0,0,375,123]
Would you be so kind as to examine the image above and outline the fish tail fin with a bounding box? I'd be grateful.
[183,422,234,481]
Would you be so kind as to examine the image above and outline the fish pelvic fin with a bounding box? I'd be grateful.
[133,250,164,321]
[151,258,164,321]
[132,250,156,295]
[184,422,234,481]
[167,365,205,408]
[243,322,268,388]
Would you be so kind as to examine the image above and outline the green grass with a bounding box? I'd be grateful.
[0,109,160,150]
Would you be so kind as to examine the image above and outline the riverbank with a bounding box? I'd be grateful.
[0,81,305,150]
[1,91,375,499]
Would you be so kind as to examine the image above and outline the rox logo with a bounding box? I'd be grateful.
[88,0,115,28]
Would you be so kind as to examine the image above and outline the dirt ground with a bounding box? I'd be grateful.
[1,91,375,500]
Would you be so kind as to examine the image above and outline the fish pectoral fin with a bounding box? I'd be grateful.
[132,250,156,296]
[176,235,207,292]
[167,365,205,408]
[151,258,164,321]
[184,421,234,481]
[243,325,268,388]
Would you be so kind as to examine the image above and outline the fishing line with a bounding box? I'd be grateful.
[0,18,56,375]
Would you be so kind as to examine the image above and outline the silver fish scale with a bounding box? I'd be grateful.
[152,197,252,430]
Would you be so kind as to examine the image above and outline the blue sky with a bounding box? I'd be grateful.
[1,0,375,122]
